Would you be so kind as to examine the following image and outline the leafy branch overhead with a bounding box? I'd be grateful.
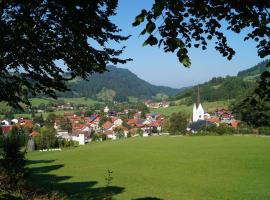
[0,0,130,108]
[133,0,270,67]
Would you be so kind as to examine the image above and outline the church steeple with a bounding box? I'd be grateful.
[196,86,200,109]
[193,85,204,122]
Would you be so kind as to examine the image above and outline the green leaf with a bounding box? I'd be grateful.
[143,35,158,47]
[146,22,156,34]
[140,29,147,36]
[181,57,191,68]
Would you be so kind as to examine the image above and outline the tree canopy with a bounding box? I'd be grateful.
[1,0,270,108]
[133,0,270,67]
[0,0,130,108]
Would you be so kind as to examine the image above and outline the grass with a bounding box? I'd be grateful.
[151,105,192,116]
[151,100,232,116]
[30,97,101,106]
[14,110,77,119]
[27,136,270,200]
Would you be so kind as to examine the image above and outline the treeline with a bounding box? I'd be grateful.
[171,76,256,103]
[171,60,270,103]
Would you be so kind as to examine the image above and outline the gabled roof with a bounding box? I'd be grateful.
[113,125,129,132]
[102,121,113,130]
[1,125,13,134]
[147,120,163,127]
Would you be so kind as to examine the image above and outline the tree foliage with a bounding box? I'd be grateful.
[0,128,26,193]
[96,88,116,102]
[134,1,270,67]
[0,0,130,108]
[233,64,270,127]
[34,126,57,149]
[167,112,188,135]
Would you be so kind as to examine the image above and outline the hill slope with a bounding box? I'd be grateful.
[58,66,180,101]
[173,60,269,102]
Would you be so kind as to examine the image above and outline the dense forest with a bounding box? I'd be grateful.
[56,66,180,101]
[172,60,269,103]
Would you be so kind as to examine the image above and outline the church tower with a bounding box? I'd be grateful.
[192,86,204,122]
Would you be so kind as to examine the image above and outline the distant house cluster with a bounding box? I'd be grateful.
[188,87,239,133]
[144,100,169,109]
[0,117,33,134]
[53,107,166,145]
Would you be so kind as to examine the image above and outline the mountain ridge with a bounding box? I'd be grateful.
[57,65,181,101]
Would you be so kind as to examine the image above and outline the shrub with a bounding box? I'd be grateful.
[199,123,236,135]
[0,130,26,194]
[258,127,270,135]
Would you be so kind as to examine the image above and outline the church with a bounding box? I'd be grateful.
[192,87,204,122]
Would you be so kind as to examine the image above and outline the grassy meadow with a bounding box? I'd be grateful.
[27,136,270,200]
[30,97,101,106]
[151,100,231,116]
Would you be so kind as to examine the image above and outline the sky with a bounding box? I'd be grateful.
[106,0,266,89]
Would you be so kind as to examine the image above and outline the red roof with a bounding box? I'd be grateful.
[128,119,137,125]
[147,120,163,127]
[111,116,119,123]
[231,120,239,128]
[113,126,129,132]
[102,121,113,130]
[1,125,13,134]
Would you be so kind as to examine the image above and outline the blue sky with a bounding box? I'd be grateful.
[106,0,266,89]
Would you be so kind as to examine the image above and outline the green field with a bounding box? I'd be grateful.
[30,97,101,106]
[14,110,77,119]
[152,101,231,116]
[27,136,270,200]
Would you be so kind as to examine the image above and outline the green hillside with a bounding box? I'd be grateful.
[173,60,269,102]
[27,136,270,200]
[58,66,180,101]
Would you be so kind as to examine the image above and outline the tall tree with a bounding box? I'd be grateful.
[0,0,130,108]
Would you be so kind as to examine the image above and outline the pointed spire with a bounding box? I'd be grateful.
[196,85,200,108]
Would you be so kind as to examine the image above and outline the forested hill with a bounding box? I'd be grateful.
[172,60,269,103]
[59,66,180,101]
[237,60,269,77]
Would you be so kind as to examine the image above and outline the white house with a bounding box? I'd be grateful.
[11,118,18,124]
[104,106,109,113]
[71,134,85,145]
[1,120,10,125]
[112,118,123,126]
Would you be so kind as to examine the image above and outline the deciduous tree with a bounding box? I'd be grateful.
[0,0,130,108]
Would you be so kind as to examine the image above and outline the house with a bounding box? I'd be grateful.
[1,119,10,126]
[111,117,123,126]
[104,106,110,113]
[104,130,115,140]
[71,134,85,145]
[102,121,113,131]
[11,118,19,124]
[1,125,13,134]
[144,101,169,109]
[188,120,214,133]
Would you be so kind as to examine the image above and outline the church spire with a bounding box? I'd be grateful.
[196,86,200,108]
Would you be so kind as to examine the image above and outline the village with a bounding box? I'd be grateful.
[0,91,240,150]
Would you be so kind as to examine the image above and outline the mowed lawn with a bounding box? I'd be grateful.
[27,136,270,200]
